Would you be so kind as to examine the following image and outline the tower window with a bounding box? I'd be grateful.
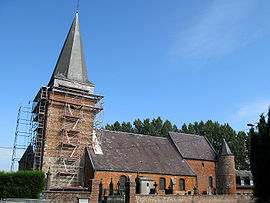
[179,178,185,191]
[159,178,166,190]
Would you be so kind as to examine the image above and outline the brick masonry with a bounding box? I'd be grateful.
[41,191,92,203]
[186,159,216,194]
[216,154,236,194]
[42,179,99,203]
[42,92,97,188]
[126,181,136,203]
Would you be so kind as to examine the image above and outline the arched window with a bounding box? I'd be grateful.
[159,178,166,190]
[179,179,185,191]
[119,175,127,190]
[209,176,213,188]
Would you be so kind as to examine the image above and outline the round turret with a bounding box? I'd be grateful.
[216,139,236,194]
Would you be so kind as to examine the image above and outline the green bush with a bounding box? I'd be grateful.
[0,170,45,199]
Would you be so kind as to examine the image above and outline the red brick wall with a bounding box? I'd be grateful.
[186,159,216,194]
[94,171,196,195]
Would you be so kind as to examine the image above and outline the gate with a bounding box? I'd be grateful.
[98,179,125,203]
[99,189,125,203]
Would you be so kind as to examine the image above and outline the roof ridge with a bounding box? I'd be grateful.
[169,131,204,138]
[103,129,168,139]
[203,136,217,155]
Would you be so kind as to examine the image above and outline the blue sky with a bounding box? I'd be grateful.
[1,0,270,171]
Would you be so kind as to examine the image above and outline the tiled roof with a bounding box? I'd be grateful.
[169,132,217,161]
[88,130,196,176]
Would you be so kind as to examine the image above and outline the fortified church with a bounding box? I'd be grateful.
[19,13,237,196]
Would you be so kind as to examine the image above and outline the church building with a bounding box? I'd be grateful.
[19,13,236,195]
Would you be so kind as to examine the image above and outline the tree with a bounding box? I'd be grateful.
[121,122,133,133]
[161,120,173,137]
[142,118,154,135]
[172,124,179,132]
[250,109,270,202]
[113,121,121,131]
[133,119,143,134]
[124,122,133,132]
[151,117,163,137]
[181,123,188,133]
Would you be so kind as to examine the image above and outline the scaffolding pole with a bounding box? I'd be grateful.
[10,103,33,172]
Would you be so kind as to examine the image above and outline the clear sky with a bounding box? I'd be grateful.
[1,0,270,171]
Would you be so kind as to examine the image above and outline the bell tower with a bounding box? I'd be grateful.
[31,13,104,189]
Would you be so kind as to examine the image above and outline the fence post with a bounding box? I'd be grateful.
[89,179,99,203]
[125,181,136,203]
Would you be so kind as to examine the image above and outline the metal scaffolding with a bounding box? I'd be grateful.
[30,85,104,188]
[10,103,33,172]
[11,84,104,188]
[32,86,49,170]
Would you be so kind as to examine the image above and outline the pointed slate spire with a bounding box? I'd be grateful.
[49,12,92,85]
[219,139,233,155]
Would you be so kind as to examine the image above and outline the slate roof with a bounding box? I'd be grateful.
[49,12,93,85]
[219,139,233,155]
[19,145,34,163]
[169,132,217,161]
[236,170,253,189]
[88,130,196,176]
[236,170,253,179]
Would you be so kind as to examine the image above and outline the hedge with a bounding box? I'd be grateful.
[0,170,45,199]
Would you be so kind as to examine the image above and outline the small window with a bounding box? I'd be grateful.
[159,178,166,190]
[179,179,185,191]
[209,176,213,188]
[244,178,250,185]
[241,179,244,186]
[250,180,254,186]
[202,162,204,167]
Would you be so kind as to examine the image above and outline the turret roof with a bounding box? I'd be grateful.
[219,139,233,155]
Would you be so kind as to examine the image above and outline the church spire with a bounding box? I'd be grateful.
[49,12,92,85]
